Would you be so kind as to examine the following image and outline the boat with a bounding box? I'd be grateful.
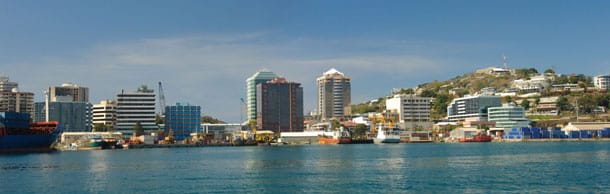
[373,127,401,144]
[0,112,62,153]
[88,136,104,147]
[318,130,351,144]
[459,133,492,142]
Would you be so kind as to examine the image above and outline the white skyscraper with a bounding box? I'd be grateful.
[317,68,351,121]
[116,85,156,136]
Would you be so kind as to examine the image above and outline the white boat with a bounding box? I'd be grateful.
[374,127,401,144]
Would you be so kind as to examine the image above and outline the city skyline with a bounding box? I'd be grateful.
[3,1,610,122]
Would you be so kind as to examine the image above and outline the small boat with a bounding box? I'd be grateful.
[318,130,351,144]
[374,127,401,144]
[88,136,103,147]
[459,133,492,142]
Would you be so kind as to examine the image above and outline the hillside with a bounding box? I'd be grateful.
[351,67,610,125]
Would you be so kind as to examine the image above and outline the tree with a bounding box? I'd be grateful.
[503,96,513,104]
[201,116,225,124]
[133,121,144,136]
[544,69,555,74]
[93,123,105,132]
[420,89,436,98]
[557,96,571,112]
[331,119,341,130]
[398,88,414,94]
[352,124,368,139]
[520,99,531,110]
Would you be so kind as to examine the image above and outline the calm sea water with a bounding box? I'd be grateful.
[1,142,609,193]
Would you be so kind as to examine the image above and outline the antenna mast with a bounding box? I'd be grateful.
[503,53,508,69]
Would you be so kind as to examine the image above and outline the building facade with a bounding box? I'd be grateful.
[447,95,502,121]
[49,83,89,102]
[246,70,278,122]
[256,78,303,133]
[34,102,92,132]
[594,75,610,91]
[386,94,433,129]
[317,68,351,121]
[165,103,201,141]
[0,76,18,92]
[0,91,34,116]
[92,100,117,131]
[116,85,157,136]
[488,103,530,129]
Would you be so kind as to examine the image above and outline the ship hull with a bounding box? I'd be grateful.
[373,137,401,144]
[318,136,351,144]
[459,135,492,142]
[0,134,59,153]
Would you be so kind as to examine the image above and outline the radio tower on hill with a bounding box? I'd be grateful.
[503,53,508,69]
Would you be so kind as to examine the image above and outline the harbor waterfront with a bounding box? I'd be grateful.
[1,142,609,193]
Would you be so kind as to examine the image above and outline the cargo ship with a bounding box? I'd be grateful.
[318,130,351,144]
[0,112,62,153]
[459,133,492,142]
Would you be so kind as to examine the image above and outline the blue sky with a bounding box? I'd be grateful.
[2,0,610,122]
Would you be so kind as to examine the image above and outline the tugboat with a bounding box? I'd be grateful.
[318,129,351,144]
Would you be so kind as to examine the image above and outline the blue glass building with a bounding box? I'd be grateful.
[165,103,201,140]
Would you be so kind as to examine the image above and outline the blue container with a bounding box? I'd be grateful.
[569,131,580,138]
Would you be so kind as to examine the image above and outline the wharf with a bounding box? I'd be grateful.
[500,138,610,142]
[126,143,233,149]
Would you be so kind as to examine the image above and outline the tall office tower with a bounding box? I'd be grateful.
[246,70,278,122]
[256,78,303,133]
[317,68,351,121]
[165,102,201,141]
[116,85,156,137]
[49,83,89,102]
[92,100,117,131]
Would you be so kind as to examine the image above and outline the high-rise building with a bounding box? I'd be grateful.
[447,95,502,121]
[49,83,89,102]
[594,75,610,91]
[246,70,278,122]
[317,68,351,121]
[0,76,18,92]
[34,102,92,132]
[488,103,530,129]
[0,77,34,116]
[165,103,201,141]
[256,77,303,133]
[116,85,157,136]
[92,100,117,131]
[0,91,34,116]
[386,94,433,129]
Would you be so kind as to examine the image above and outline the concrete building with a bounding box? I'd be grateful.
[532,97,559,115]
[246,70,278,122]
[317,68,351,121]
[594,75,610,91]
[447,95,502,121]
[512,75,551,93]
[0,76,18,92]
[116,85,157,137]
[165,103,201,141]
[386,94,433,130]
[0,91,34,116]
[49,83,89,102]
[488,103,530,129]
[34,101,92,132]
[92,100,117,131]
[256,77,303,133]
